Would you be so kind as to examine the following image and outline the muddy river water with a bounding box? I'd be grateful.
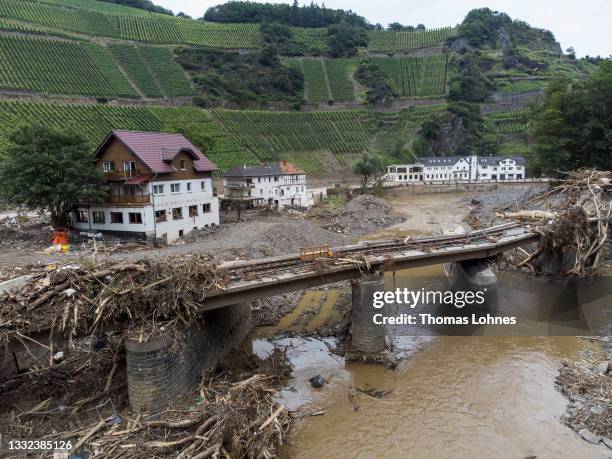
[259,189,610,458]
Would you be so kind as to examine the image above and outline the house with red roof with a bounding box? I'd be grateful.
[72,130,219,243]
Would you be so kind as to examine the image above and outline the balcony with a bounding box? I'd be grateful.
[106,194,151,206]
[103,169,145,181]
[225,182,255,189]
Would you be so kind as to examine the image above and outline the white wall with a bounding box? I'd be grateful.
[384,157,526,183]
[74,178,219,243]
[73,206,154,235]
[150,178,220,243]
[224,174,310,208]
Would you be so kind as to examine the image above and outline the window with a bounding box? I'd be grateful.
[189,205,198,217]
[201,181,207,191]
[110,212,123,224]
[76,210,88,223]
[170,183,181,193]
[274,176,279,182]
[153,184,164,195]
[155,210,167,223]
[103,161,115,172]
[187,182,192,192]
[129,212,142,224]
[258,178,261,183]
[123,161,136,172]
[93,212,105,224]
[180,160,186,170]
[202,203,211,213]
[172,207,183,220]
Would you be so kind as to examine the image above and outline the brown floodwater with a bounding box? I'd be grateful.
[257,191,610,458]
[281,335,604,459]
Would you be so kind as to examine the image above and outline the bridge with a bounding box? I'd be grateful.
[204,221,537,309]
[0,221,545,412]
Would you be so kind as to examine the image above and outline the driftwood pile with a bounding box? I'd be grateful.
[59,373,290,459]
[556,357,611,441]
[0,255,229,346]
[498,169,612,275]
[1,347,292,459]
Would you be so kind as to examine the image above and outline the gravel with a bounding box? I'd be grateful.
[468,183,548,226]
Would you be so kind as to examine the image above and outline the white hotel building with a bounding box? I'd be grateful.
[383,155,526,184]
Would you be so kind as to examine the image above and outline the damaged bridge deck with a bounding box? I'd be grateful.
[203,222,538,310]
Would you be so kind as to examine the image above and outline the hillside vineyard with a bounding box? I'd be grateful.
[0,0,598,176]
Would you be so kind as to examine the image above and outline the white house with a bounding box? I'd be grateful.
[72,130,219,244]
[384,155,526,184]
[222,161,312,209]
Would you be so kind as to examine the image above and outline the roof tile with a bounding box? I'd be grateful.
[96,130,216,174]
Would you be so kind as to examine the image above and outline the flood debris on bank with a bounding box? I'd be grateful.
[0,255,228,347]
[0,251,314,457]
[0,344,292,458]
[556,347,612,448]
[496,169,611,275]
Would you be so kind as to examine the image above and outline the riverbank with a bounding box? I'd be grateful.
[266,183,610,458]
[2,184,609,458]
[556,339,612,447]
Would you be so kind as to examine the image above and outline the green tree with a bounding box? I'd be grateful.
[0,124,106,228]
[456,8,512,47]
[204,1,370,28]
[530,62,612,174]
[354,60,397,106]
[352,152,385,189]
[448,51,495,103]
[327,22,369,58]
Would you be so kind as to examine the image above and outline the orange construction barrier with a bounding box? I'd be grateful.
[51,228,69,245]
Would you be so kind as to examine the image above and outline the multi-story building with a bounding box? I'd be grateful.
[222,161,310,209]
[383,155,526,184]
[72,130,219,243]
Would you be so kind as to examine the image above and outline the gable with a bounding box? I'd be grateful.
[97,138,149,173]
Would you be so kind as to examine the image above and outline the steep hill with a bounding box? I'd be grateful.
[0,0,603,177]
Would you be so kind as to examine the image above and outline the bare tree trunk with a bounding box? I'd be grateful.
[362,174,369,191]
[51,211,70,229]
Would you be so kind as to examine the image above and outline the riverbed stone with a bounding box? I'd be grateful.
[603,437,612,449]
[579,428,601,444]
[572,401,583,410]
[590,405,605,415]
[597,361,609,375]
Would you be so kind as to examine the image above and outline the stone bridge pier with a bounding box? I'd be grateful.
[125,302,251,413]
[346,276,387,363]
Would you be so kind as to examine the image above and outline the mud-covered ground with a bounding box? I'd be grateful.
[0,195,404,277]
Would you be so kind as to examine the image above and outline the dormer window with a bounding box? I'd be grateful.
[180,160,186,171]
[103,161,115,172]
